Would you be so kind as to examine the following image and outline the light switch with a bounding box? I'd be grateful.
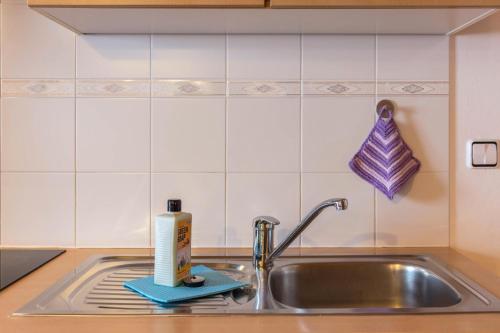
[467,140,498,168]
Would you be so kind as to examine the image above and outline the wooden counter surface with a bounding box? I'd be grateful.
[1,247,499,333]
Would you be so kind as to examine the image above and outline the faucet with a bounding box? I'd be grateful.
[252,198,348,270]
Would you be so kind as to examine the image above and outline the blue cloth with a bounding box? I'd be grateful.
[124,265,247,304]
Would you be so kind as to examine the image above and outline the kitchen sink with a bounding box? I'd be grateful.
[269,262,462,309]
[15,255,500,316]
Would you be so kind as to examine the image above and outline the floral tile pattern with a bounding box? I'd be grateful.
[76,80,150,97]
[1,79,75,97]
[229,81,300,96]
[303,81,375,95]
[2,79,448,97]
[377,81,449,95]
[152,80,225,97]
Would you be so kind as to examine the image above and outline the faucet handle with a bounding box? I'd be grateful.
[253,216,280,230]
[253,216,280,229]
[252,216,280,269]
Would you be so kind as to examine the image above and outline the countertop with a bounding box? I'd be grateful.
[1,247,500,333]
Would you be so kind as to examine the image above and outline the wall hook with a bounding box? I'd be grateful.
[376,99,395,121]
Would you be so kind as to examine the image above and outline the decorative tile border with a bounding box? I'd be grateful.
[76,80,150,97]
[152,80,225,97]
[1,79,75,97]
[303,81,375,96]
[377,81,449,95]
[1,79,449,98]
[229,81,300,96]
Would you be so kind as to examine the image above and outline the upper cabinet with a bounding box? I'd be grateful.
[28,0,499,34]
[28,0,265,7]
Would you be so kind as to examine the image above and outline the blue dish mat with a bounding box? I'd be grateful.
[124,265,247,304]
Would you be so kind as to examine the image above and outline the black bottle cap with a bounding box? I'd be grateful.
[167,199,182,212]
[183,275,205,288]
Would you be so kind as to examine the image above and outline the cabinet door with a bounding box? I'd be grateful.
[269,0,500,8]
[28,0,265,8]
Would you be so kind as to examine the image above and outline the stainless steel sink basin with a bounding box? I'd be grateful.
[15,256,257,315]
[15,255,500,316]
[269,262,461,309]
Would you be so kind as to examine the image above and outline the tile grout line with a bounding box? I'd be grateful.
[149,34,153,249]
[224,34,229,248]
[299,33,303,249]
[0,3,2,245]
[73,32,77,248]
[0,2,2,246]
[447,37,456,247]
[374,34,378,248]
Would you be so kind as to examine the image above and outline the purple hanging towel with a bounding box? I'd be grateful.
[349,110,420,200]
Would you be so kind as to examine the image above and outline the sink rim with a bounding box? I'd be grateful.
[14,254,500,316]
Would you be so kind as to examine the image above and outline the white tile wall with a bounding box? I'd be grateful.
[151,35,226,79]
[377,35,449,81]
[227,35,301,80]
[226,174,300,247]
[1,98,75,172]
[302,35,375,80]
[1,173,75,247]
[376,172,449,247]
[227,97,301,173]
[302,96,374,173]
[76,35,150,79]
[76,98,150,172]
[0,3,451,248]
[151,98,225,173]
[76,173,150,248]
[1,1,75,79]
[301,174,374,247]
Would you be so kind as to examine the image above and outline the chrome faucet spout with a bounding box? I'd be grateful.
[252,198,348,270]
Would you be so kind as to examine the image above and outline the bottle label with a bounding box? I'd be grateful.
[176,220,191,281]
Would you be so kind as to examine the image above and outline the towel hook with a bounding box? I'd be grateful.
[377,99,395,121]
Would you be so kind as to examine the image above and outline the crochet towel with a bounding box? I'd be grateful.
[349,111,420,199]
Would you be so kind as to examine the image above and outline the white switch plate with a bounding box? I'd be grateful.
[466,140,498,168]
